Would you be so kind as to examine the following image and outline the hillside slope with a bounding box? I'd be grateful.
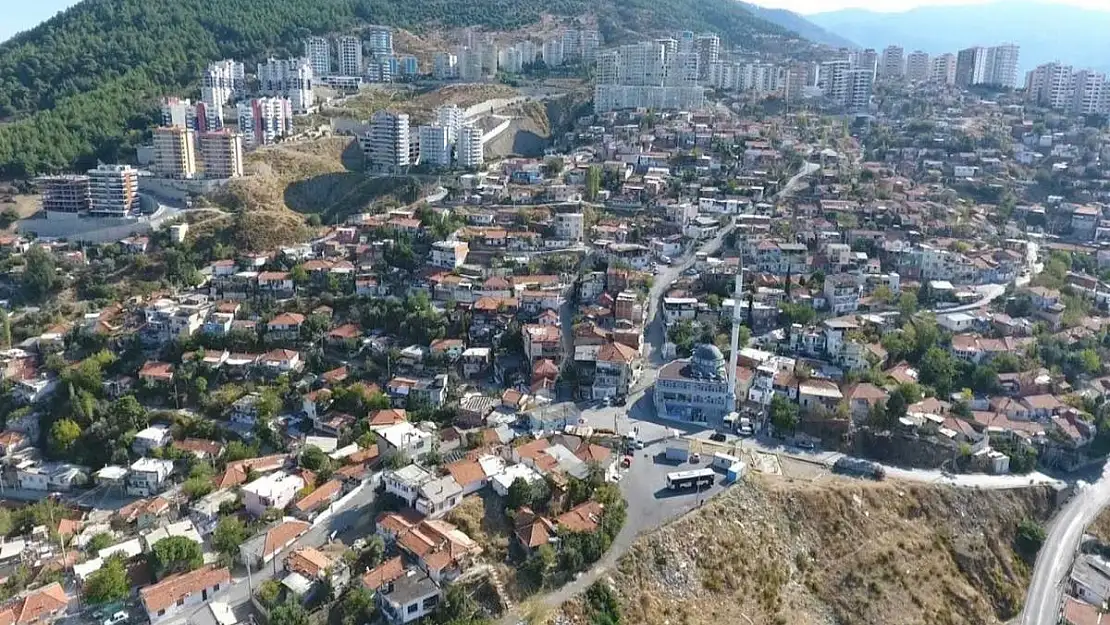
[0,0,799,178]
[738,2,856,49]
[808,0,1110,76]
[556,478,1055,625]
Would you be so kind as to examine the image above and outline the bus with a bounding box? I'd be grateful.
[665,468,715,490]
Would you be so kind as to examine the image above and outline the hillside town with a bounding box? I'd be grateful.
[2,11,1110,625]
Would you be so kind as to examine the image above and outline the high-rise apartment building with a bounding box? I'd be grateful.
[846,68,875,110]
[1070,70,1108,115]
[561,30,580,62]
[152,127,197,180]
[983,43,1020,88]
[880,46,904,79]
[819,60,851,103]
[955,47,986,87]
[434,53,457,80]
[783,63,810,102]
[257,57,315,114]
[931,53,957,85]
[542,39,564,67]
[304,37,331,77]
[38,175,90,213]
[597,51,620,85]
[457,47,482,81]
[580,30,601,62]
[435,105,464,144]
[906,51,930,82]
[336,36,363,76]
[237,98,294,149]
[664,52,699,87]
[695,34,720,81]
[457,125,484,169]
[161,97,222,133]
[417,125,451,167]
[87,164,139,217]
[1026,62,1076,110]
[676,31,695,55]
[365,111,410,172]
[593,40,704,112]
[367,27,393,58]
[480,41,499,75]
[498,47,524,74]
[858,49,879,80]
[656,38,677,62]
[197,130,244,179]
[201,60,244,110]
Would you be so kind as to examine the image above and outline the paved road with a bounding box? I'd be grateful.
[928,283,1007,314]
[1021,462,1110,625]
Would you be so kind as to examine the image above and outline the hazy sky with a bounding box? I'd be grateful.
[1,1,79,42]
[752,0,1110,14]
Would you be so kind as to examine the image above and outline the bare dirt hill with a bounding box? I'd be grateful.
[555,478,1055,625]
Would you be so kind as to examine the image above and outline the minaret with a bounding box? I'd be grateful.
[726,261,743,412]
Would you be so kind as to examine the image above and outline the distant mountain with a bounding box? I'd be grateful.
[738,2,857,49]
[807,0,1110,76]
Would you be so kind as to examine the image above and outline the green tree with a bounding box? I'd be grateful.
[256,580,283,609]
[86,532,115,554]
[212,517,247,560]
[506,477,535,510]
[299,446,332,472]
[769,395,800,435]
[0,310,10,349]
[270,603,310,625]
[83,555,130,604]
[330,587,376,625]
[585,165,601,201]
[48,419,81,456]
[150,536,203,579]
[1015,519,1046,563]
[919,347,957,396]
[898,291,918,317]
[21,246,57,301]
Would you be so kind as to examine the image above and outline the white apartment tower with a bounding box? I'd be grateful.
[858,49,879,80]
[367,27,393,58]
[562,30,580,62]
[955,47,986,87]
[366,111,410,172]
[257,57,315,114]
[434,53,457,80]
[87,164,139,217]
[880,46,904,79]
[1071,70,1108,115]
[304,37,332,77]
[337,36,363,76]
[677,31,695,55]
[580,30,600,62]
[597,51,620,85]
[435,105,464,144]
[417,125,451,167]
[202,60,244,110]
[905,51,930,82]
[983,43,1020,88]
[695,34,720,81]
[542,39,564,67]
[846,68,874,110]
[197,130,245,179]
[457,47,482,81]
[1027,62,1075,110]
[151,127,197,180]
[931,53,957,85]
[457,125,484,169]
[664,52,699,87]
[237,98,294,149]
[819,60,851,104]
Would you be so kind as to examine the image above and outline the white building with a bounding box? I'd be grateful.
[127,458,175,497]
[378,569,441,625]
[242,472,305,517]
[418,126,451,167]
[304,36,331,77]
[542,38,564,67]
[132,424,172,455]
[880,45,904,79]
[430,241,469,269]
[201,60,244,110]
[931,53,957,86]
[593,84,705,113]
[554,212,584,243]
[376,422,434,459]
[367,27,393,58]
[364,110,410,172]
[88,164,139,216]
[905,51,930,82]
[433,53,457,79]
[435,105,464,144]
[383,464,434,506]
[955,47,986,87]
[1072,70,1109,115]
[336,36,363,76]
[1027,62,1075,110]
[237,98,294,149]
[983,43,1020,88]
[457,125,484,169]
[257,57,315,114]
[141,566,230,625]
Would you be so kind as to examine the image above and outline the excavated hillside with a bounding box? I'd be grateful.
[556,478,1056,625]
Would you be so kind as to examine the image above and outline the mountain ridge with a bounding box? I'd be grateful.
[738,1,857,49]
[807,0,1110,76]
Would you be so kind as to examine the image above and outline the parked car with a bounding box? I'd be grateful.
[690,453,701,463]
[709,432,727,442]
[613,395,627,407]
[103,612,128,625]
[621,456,632,468]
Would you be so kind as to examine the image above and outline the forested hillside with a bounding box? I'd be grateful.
[0,0,797,178]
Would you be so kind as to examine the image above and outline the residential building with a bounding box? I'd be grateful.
[304,36,331,77]
[151,127,197,179]
[377,569,441,625]
[983,43,1020,88]
[364,111,410,173]
[553,212,584,243]
[201,59,244,110]
[654,344,739,426]
[126,458,175,497]
[880,45,904,79]
[198,130,245,179]
[257,57,315,114]
[242,472,305,517]
[695,34,719,80]
[955,47,986,87]
[376,422,434,460]
[905,51,930,82]
[87,164,139,216]
[1071,70,1108,115]
[132,424,172,455]
[429,241,469,269]
[367,27,393,58]
[0,583,69,625]
[337,36,363,76]
[456,126,484,169]
[417,125,451,167]
[1026,62,1074,110]
[433,53,457,79]
[237,98,294,149]
[38,175,90,214]
[384,464,434,507]
[141,566,230,625]
[823,274,862,314]
[931,53,957,85]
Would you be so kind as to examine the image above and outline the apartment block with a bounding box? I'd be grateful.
[160,97,222,133]
[257,57,315,114]
[304,36,331,77]
[364,110,410,172]
[87,164,139,216]
[418,125,451,167]
[955,47,986,87]
[931,53,957,86]
[38,175,90,213]
[201,60,244,110]
[542,39,564,67]
[367,27,393,58]
[434,53,457,79]
[152,127,197,180]
[237,97,294,149]
[983,43,1020,88]
[337,35,363,76]
[695,33,719,80]
[457,125,484,169]
[905,51,930,82]
[880,45,904,79]
[1026,62,1075,110]
[198,130,245,179]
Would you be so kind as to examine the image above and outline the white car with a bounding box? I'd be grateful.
[103,612,128,625]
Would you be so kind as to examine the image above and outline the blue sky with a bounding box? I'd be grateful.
[752,0,1110,14]
[1,1,80,42]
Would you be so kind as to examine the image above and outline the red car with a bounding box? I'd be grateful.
[621,456,632,468]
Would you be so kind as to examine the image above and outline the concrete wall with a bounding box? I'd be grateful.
[18,206,177,243]
[140,177,228,201]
